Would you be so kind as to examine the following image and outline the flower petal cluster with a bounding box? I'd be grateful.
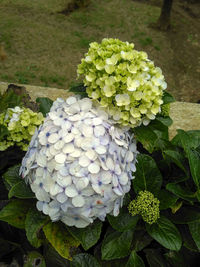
[128,190,160,224]
[0,106,44,151]
[20,96,138,228]
[77,38,167,128]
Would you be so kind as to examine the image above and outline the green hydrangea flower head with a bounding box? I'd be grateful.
[0,106,44,151]
[128,190,160,224]
[77,38,167,128]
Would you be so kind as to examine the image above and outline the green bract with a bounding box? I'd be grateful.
[128,190,160,224]
[0,106,44,151]
[77,38,167,127]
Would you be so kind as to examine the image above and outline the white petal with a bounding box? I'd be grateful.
[72,195,85,207]
[61,215,76,226]
[76,178,89,190]
[101,171,112,184]
[79,98,92,111]
[50,183,63,196]
[65,185,78,197]
[36,153,47,167]
[54,140,65,150]
[79,155,90,167]
[119,173,128,185]
[68,114,81,121]
[81,125,93,137]
[55,153,66,164]
[62,143,75,154]
[48,133,59,144]
[106,157,114,170]
[49,146,59,156]
[57,174,72,187]
[59,167,69,176]
[62,120,71,130]
[88,163,100,174]
[95,145,106,155]
[66,96,77,105]
[70,149,82,158]
[85,150,97,161]
[113,186,123,196]
[56,192,68,203]
[92,184,102,194]
[69,102,80,114]
[125,151,134,162]
[63,133,74,143]
[94,125,106,137]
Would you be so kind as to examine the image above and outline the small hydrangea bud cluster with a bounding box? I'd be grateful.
[128,190,160,224]
[20,96,138,228]
[160,103,170,117]
[77,38,167,128]
[0,106,44,151]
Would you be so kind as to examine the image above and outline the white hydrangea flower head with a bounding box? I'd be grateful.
[20,96,138,228]
[77,38,167,128]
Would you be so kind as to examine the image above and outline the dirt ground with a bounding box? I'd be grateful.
[0,0,199,102]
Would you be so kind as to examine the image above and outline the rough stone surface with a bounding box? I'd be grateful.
[1,82,200,139]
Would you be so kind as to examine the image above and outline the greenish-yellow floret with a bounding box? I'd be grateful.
[0,106,44,151]
[160,103,170,117]
[77,38,167,128]
[128,190,160,224]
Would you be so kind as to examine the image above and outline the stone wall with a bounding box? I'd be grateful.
[1,82,200,139]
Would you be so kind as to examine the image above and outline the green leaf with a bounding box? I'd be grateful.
[163,149,187,174]
[67,220,102,250]
[166,183,196,202]
[24,251,46,267]
[172,130,200,150]
[43,222,80,260]
[188,221,200,250]
[170,207,200,224]
[158,189,178,210]
[162,91,175,104]
[132,230,153,251]
[25,207,49,248]
[71,253,101,267]
[133,154,162,196]
[186,148,200,189]
[164,251,186,267]
[36,97,53,116]
[8,181,35,199]
[0,199,31,229]
[107,207,139,232]
[156,116,173,127]
[2,164,21,190]
[44,244,71,267]
[125,250,145,267]
[145,248,168,267]
[101,229,133,260]
[146,216,182,251]
[0,89,22,113]
[0,124,9,139]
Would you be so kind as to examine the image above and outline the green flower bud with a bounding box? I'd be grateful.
[128,190,160,224]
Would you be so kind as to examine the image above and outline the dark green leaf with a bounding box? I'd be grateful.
[25,207,49,248]
[158,189,178,210]
[44,244,71,267]
[36,97,53,116]
[132,230,153,251]
[172,130,200,150]
[0,199,31,229]
[162,91,175,104]
[133,125,157,153]
[166,183,196,202]
[43,222,80,260]
[0,124,9,139]
[0,89,22,112]
[67,220,102,250]
[101,229,133,260]
[0,238,16,258]
[179,224,199,252]
[163,150,187,174]
[188,221,200,249]
[125,250,145,267]
[170,207,200,224]
[2,164,21,190]
[133,154,162,196]
[146,216,182,251]
[164,251,186,267]
[156,116,173,127]
[107,207,139,232]
[8,181,35,199]
[69,83,87,98]
[145,248,168,267]
[71,253,100,267]
[186,148,200,189]
[24,251,46,267]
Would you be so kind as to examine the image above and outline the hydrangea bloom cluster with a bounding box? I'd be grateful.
[20,96,138,228]
[128,190,160,224]
[77,38,167,128]
[0,106,44,151]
